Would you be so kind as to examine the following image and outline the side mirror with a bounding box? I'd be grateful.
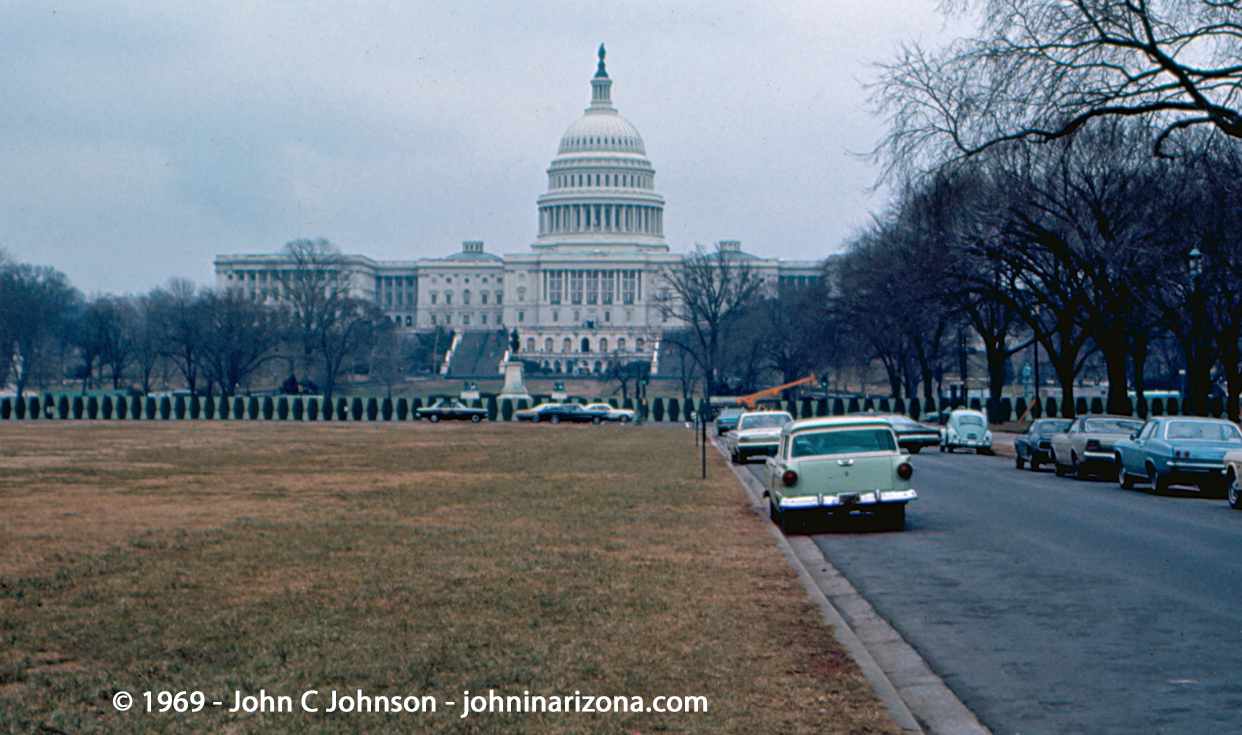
[1130,432,1139,440]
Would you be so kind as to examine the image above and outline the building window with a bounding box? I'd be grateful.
[617,338,626,352]
[482,314,488,325]
[602,271,614,304]
[586,271,599,304]
[445,291,452,305]
[570,271,583,304]
[552,310,559,322]
[526,338,535,353]
[549,271,563,304]
[463,290,471,305]
[622,271,636,304]
[444,314,451,325]
[481,292,488,305]
[573,310,580,322]
[581,337,591,353]
[563,338,572,353]
[430,292,437,305]
[496,291,503,305]
[600,338,608,352]
[430,314,437,325]
[463,313,471,325]
[405,315,412,327]
[544,338,553,353]
[604,311,610,323]
[517,287,526,302]
[518,311,525,322]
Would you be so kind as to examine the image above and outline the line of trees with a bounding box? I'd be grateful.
[1,240,440,404]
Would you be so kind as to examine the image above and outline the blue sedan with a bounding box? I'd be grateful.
[1114,417,1242,493]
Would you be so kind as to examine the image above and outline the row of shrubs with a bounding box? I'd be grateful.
[4,392,1217,423]
[0,394,698,423]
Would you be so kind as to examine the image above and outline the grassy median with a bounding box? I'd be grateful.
[0,421,899,734]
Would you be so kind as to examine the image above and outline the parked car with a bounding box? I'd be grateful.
[1014,418,1073,471]
[514,403,563,422]
[763,416,917,534]
[939,409,993,453]
[872,413,941,453]
[1049,415,1144,479]
[1115,417,1242,493]
[415,399,488,423]
[725,411,794,463]
[584,403,635,422]
[521,403,608,424]
[1222,448,1242,509]
[715,407,746,436]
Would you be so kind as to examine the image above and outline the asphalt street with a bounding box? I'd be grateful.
[745,450,1242,735]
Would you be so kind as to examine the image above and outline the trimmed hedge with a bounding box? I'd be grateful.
[100,395,113,419]
[396,397,408,421]
[517,398,529,411]
[204,396,216,419]
[847,397,860,414]
[878,397,890,413]
[116,396,129,420]
[278,397,289,420]
[292,397,304,421]
[833,398,845,416]
[669,398,681,422]
[1090,397,1104,414]
[1166,397,1179,416]
[1212,396,1224,418]
[383,397,394,421]
[653,398,665,422]
[908,397,921,420]
[307,397,320,421]
[366,397,378,421]
[623,398,633,410]
[14,396,27,419]
[352,397,364,421]
[501,399,514,421]
[485,396,496,422]
[1136,395,1148,419]
[1044,397,1057,418]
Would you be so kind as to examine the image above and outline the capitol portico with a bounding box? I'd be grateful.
[215,47,821,375]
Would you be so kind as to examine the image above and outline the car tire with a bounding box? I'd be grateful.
[978,447,993,456]
[621,416,630,423]
[1118,458,1136,490]
[470,414,481,423]
[878,504,906,532]
[593,417,602,425]
[1015,453,1025,470]
[1054,461,1067,477]
[769,498,781,523]
[1228,470,1242,509]
[1030,457,1041,472]
[551,415,560,424]
[429,414,440,423]
[531,415,540,423]
[1148,463,1170,492]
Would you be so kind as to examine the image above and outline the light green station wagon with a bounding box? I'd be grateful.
[764,416,918,533]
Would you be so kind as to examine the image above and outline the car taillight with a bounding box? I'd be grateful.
[1086,440,1100,450]
[896,462,913,480]
[782,469,798,486]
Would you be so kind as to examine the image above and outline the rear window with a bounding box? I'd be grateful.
[957,415,985,427]
[739,413,792,430]
[1035,420,1072,435]
[791,428,897,457]
[1164,421,1242,442]
[1082,418,1143,434]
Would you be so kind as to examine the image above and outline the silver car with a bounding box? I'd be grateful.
[726,411,794,463]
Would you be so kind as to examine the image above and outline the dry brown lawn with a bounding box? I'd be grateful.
[0,421,900,735]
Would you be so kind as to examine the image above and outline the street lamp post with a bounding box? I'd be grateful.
[1188,246,1204,416]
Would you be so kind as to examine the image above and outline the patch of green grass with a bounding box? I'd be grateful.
[0,423,898,734]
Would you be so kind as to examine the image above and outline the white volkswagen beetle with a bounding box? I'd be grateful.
[939,409,994,454]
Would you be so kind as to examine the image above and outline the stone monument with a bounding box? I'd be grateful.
[499,329,532,406]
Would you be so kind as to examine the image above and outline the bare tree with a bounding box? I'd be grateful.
[128,293,167,395]
[150,278,206,395]
[655,244,763,401]
[874,0,1242,175]
[0,258,79,399]
[198,289,282,397]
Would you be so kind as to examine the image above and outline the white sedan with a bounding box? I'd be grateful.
[726,411,795,463]
[584,403,635,422]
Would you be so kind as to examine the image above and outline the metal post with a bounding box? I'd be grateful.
[701,397,707,479]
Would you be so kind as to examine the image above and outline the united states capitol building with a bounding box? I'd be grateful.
[215,48,821,375]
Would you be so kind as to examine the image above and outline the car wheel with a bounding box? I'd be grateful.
[1118,458,1136,490]
[621,416,630,423]
[593,417,602,425]
[531,415,540,423]
[877,504,906,532]
[1229,470,1242,509]
[1053,452,1068,477]
[429,414,440,423]
[551,415,560,424]
[977,447,993,456]
[1030,457,1041,472]
[1015,453,1026,470]
[769,498,781,523]
[470,414,481,423]
[1148,463,1170,492]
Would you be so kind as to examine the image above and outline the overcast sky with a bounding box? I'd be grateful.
[0,1,965,296]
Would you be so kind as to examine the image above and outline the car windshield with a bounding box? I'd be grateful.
[739,413,792,430]
[720,409,745,419]
[956,415,985,427]
[791,428,897,457]
[1035,420,1072,435]
[886,417,923,430]
[1164,421,1242,442]
[1082,418,1143,433]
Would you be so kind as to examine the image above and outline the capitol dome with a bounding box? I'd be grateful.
[534,45,667,253]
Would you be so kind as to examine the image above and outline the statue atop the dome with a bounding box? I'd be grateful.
[595,43,608,78]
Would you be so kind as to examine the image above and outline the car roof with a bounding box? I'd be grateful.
[782,416,895,436]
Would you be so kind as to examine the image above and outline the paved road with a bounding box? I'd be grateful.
[746,451,1242,735]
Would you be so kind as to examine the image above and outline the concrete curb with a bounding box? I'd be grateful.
[715,440,992,735]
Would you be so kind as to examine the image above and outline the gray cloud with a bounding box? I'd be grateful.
[0,0,959,294]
